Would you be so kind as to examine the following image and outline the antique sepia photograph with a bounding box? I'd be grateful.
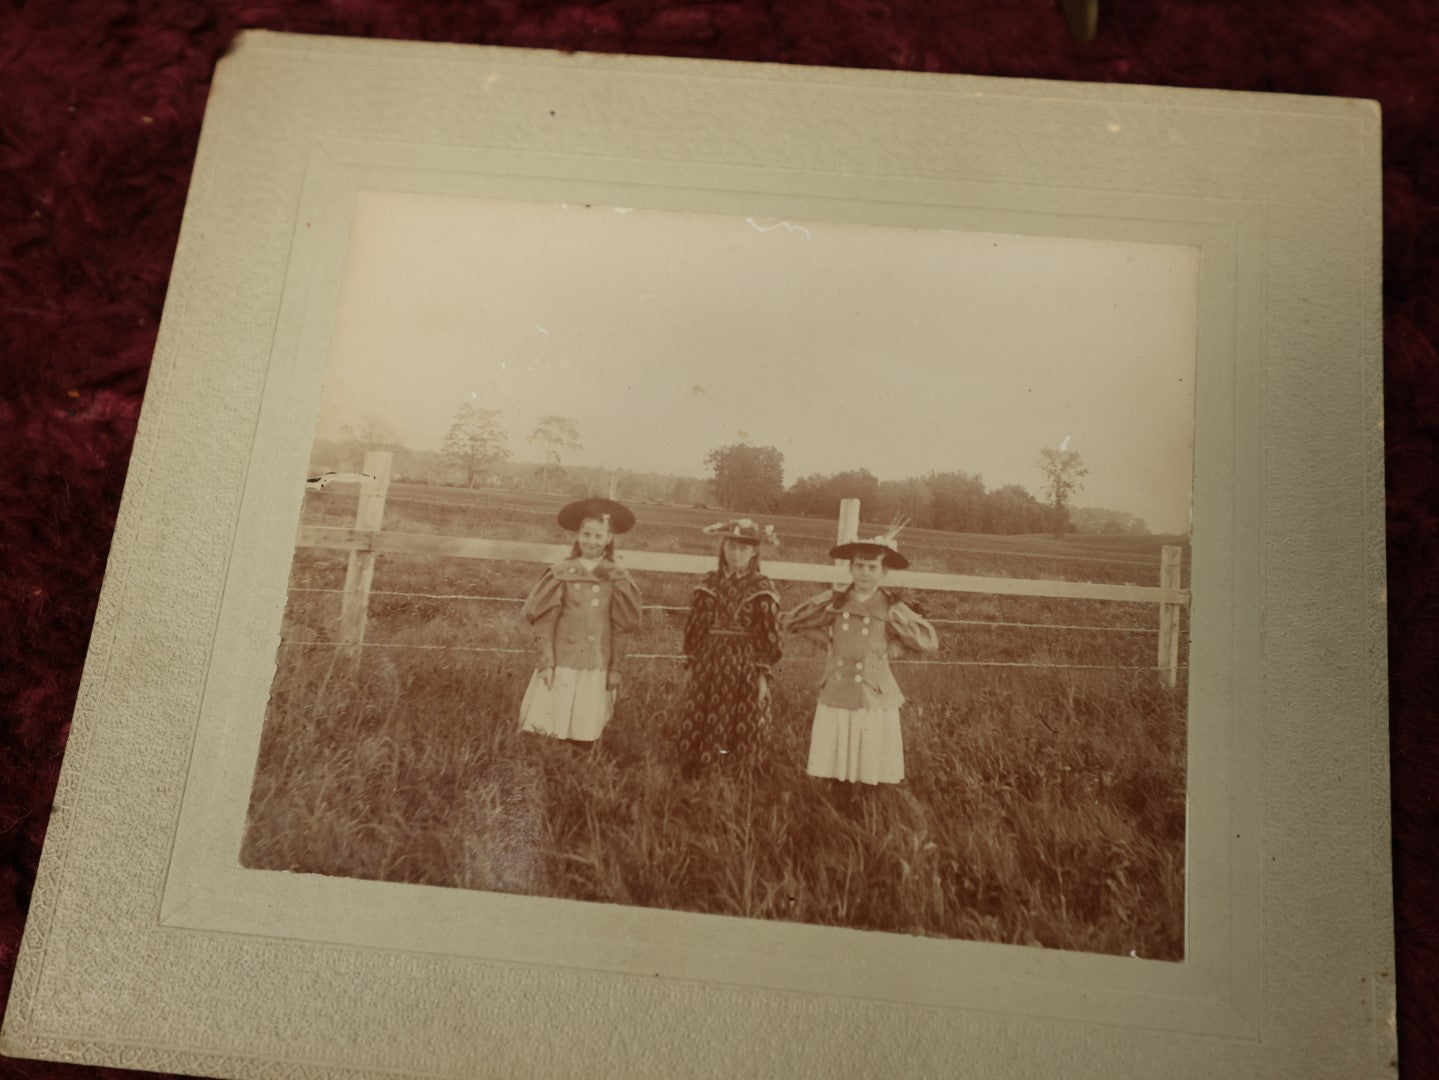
[241,191,1197,961]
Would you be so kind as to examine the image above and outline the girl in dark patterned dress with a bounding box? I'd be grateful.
[677,519,783,778]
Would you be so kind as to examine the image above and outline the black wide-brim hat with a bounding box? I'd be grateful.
[828,540,910,570]
[557,497,636,534]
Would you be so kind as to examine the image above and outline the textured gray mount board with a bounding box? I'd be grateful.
[0,30,1390,1080]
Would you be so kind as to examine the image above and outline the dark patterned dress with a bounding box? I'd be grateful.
[677,568,783,777]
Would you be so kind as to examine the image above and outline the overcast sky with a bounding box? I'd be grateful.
[317,192,1198,533]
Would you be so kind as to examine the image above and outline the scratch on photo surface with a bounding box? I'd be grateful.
[746,217,812,240]
[535,326,550,335]
[614,206,635,215]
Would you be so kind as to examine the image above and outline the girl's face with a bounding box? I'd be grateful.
[577,518,612,559]
[850,554,887,592]
[723,538,755,570]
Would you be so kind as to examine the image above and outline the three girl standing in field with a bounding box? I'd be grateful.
[517,499,939,784]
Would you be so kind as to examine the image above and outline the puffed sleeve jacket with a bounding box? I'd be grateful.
[780,587,939,709]
[520,557,643,672]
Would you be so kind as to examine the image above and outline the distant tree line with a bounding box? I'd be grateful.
[1066,506,1152,536]
[311,406,712,507]
[715,454,1058,535]
[313,408,1147,536]
[701,442,1147,536]
[789,469,1060,534]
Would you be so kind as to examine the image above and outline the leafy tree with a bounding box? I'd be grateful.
[781,474,830,517]
[669,475,708,505]
[1037,446,1089,537]
[1068,506,1151,535]
[528,415,582,492]
[874,478,934,525]
[987,484,1049,534]
[924,470,987,533]
[782,468,880,518]
[442,401,511,488]
[823,468,880,511]
[704,443,785,512]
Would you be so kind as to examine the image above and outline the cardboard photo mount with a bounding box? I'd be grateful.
[0,31,1391,1079]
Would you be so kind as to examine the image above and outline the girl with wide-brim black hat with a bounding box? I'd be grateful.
[780,521,939,785]
[517,498,642,742]
[676,518,784,779]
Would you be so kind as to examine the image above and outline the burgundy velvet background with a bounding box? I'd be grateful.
[1,2,1434,1076]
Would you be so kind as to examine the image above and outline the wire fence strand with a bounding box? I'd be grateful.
[276,638,1186,671]
[285,586,1181,634]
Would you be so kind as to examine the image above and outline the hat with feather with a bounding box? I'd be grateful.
[828,516,911,569]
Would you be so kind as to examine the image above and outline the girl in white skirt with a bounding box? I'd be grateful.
[780,524,938,784]
[518,498,642,742]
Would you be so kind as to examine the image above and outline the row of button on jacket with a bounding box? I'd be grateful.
[779,587,941,709]
[521,558,643,671]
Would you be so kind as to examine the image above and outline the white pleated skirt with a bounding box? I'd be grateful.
[806,704,905,785]
[518,667,614,742]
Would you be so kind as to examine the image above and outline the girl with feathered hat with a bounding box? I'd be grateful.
[516,498,643,742]
[676,518,784,778]
[780,519,939,785]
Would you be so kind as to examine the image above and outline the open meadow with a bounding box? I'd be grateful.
[241,484,1189,960]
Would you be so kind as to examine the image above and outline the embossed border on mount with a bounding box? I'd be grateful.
[2,31,1390,1080]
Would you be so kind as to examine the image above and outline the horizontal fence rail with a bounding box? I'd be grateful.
[319,489,1166,568]
[296,526,1190,607]
[297,452,1189,685]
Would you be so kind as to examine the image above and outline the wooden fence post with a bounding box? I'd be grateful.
[835,499,860,578]
[1157,544,1182,687]
[338,450,392,661]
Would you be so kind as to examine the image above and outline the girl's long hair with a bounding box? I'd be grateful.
[569,516,616,561]
[717,540,761,578]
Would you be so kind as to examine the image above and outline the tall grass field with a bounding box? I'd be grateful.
[241,485,1188,960]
